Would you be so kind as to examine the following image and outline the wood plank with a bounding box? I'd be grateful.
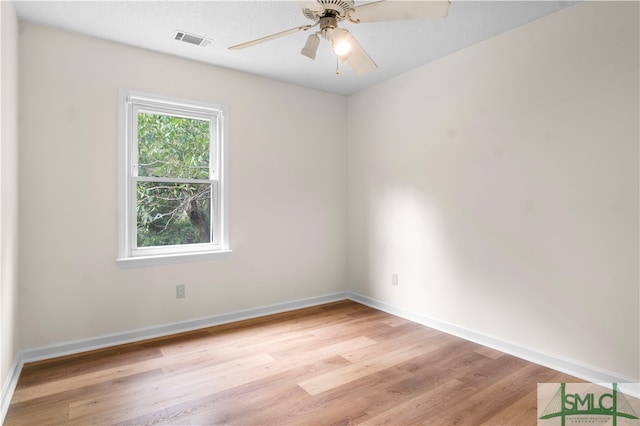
[474,345,506,360]
[298,343,441,396]
[422,363,557,425]
[358,378,465,425]
[274,366,415,426]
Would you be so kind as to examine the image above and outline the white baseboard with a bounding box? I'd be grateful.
[346,291,639,397]
[21,291,349,364]
[1,353,24,423]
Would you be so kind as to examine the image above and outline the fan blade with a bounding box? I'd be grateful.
[349,0,449,23]
[343,31,378,75]
[228,25,312,50]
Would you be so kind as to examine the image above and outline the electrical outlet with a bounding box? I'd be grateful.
[392,273,399,286]
[176,284,186,299]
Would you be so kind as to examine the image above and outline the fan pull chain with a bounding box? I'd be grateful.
[336,57,340,75]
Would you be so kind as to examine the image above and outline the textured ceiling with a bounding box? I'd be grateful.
[14,0,576,95]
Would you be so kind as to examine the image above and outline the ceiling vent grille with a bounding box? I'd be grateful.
[174,31,211,47]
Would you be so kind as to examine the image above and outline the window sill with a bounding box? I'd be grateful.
[116,249,232,268]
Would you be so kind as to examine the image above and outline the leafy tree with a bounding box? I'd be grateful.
[136,113,212,247]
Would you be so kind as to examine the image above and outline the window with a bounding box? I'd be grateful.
[118,91,230,267]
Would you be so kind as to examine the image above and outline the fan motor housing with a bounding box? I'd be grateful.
[319,0,355,16]
[303,0,355,20]
[319,15,338,31]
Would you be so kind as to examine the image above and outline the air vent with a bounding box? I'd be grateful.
[174,31,212,48]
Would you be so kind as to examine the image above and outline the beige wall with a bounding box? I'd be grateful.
[1,0,20,401]
[18,23,348,348]
[347,2,639,379]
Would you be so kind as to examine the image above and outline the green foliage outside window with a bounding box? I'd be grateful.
[136,113,212,247]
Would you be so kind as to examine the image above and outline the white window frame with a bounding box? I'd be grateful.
[117,90,230,267]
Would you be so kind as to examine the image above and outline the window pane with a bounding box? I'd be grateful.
[137,113,210,179]
[136,182,212,247]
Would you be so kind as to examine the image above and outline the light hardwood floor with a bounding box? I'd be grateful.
[5,300,582,425]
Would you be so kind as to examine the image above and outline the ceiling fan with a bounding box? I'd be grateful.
[228,0,450,76]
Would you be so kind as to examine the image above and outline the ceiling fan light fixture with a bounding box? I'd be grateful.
[333,40,351,57]
[301,33,320,60]
[331,28,352,58]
